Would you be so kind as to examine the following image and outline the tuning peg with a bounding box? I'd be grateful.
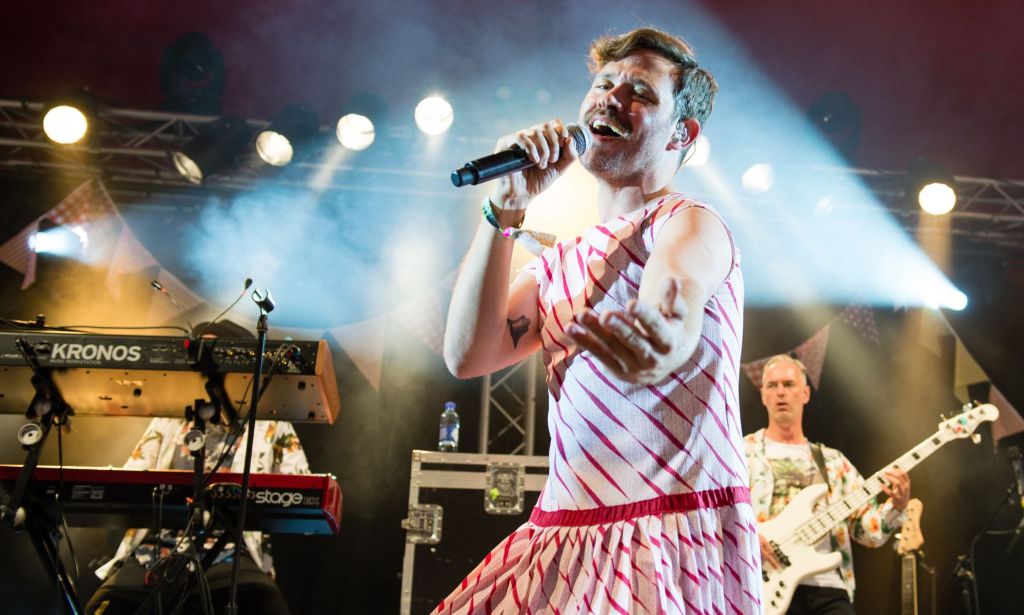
[971,434,981,444]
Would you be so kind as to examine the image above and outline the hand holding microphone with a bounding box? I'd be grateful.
[451,120,590,218]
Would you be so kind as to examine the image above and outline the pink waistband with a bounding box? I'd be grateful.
[529,486,751,527]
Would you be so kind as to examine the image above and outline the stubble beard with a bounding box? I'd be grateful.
[772,408,794,430]
[582,142,653,186]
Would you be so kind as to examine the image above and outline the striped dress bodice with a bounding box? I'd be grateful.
[528,194,748,515]
[431,195,763,615]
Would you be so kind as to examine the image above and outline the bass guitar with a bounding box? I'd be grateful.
[760,403,997,615]
[896,498,924,615]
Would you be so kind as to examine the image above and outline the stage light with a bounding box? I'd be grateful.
[944,288,969,311]
[41,91,96,145]
[29,222,88,257]
[918,182,957,215]
[336,92,390,151]
[685,134,711,167]
[907,157,957,215]
[171,116,250,184]
[255,131,293,166]
[42,105,89,144]
[414,96,454,135]
[336,113,375,151]
[256,104,319,167]
[741,163,774,193]
[923,284,968,311]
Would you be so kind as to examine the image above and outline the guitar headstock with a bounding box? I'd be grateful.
[937,403,999,443]
[896,498,924,555]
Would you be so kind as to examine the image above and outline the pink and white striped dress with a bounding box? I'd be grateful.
[434,195,762,614]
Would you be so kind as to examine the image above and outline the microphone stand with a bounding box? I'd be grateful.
[0,337,82,614]
[223,290,272,615]
[1004,496,1024,555]
[955,484,1022,615]
[951,555,975,615]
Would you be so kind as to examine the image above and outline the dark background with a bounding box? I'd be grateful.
[2,1,1023,613]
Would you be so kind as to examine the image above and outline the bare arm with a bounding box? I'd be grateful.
[568,206,732,384]
[443,222,542,378]
[443,120,579,378]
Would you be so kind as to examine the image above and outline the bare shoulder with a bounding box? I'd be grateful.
[647,203,733,293]
[652,202,731,248]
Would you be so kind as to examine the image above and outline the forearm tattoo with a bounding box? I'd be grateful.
[507,315,531,348]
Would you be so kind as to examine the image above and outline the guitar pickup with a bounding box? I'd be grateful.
[770,540,792,567]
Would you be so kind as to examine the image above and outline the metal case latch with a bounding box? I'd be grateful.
[401,504,443,544]
[484,462,525,515]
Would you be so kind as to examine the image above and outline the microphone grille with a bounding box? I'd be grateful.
[566,123,591,156]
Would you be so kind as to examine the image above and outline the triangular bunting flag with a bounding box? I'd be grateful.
[393,290,448,356]
[106,225,161,300]
[0,222,37,277]
[330,317,387,390]
[916,307,950,358]
[741,356,772,391]
[953,337,989,405]
[0,179,117,288]
[793,324,831,390]
[990,385,1024,448]
[835,304,881,345]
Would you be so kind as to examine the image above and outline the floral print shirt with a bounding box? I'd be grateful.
[744,428,904,601]
[95,418,309,580]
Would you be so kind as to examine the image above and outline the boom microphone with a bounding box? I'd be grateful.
[194,278,254,340]
[450,123,591,187]
[151,279,195,337]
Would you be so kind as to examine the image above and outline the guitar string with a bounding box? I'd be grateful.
[771,409,992,554]
[763,408,991,615]
[770,437,944,554]
[772,473,891,554]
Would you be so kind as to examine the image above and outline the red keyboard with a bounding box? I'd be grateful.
[0,465,342,535]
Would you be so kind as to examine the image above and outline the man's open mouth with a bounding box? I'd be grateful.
[589,117,628,138]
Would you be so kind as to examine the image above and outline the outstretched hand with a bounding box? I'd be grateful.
[567,278,691,385]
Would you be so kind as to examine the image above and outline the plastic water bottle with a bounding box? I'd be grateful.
[438,401,460,452]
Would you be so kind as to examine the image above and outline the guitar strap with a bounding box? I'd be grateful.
[809,442,832,495]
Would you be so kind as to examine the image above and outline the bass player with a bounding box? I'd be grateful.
[744,354,911,614]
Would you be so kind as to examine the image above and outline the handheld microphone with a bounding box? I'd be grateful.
[151,280,195,337]
[194,278,254,339]
[450,123,591,187]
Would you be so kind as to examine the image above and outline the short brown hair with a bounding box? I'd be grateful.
[589,27,718,128]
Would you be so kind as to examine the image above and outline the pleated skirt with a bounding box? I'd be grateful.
[431,504,763,615]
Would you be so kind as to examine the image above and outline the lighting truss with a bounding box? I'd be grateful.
[833,167,1024,251]
[0,98,447,200]
[478,355,540,455]
[3,98,1023,250]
